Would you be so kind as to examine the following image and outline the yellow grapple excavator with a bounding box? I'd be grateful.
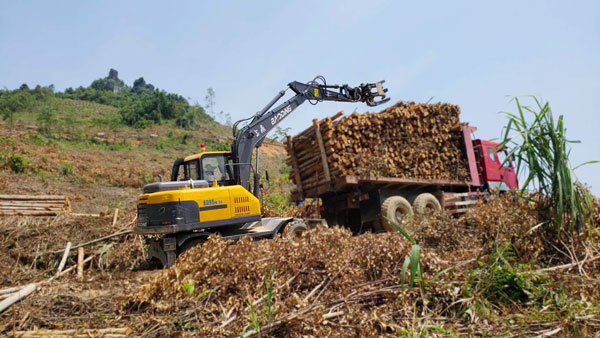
[135,76,388,267]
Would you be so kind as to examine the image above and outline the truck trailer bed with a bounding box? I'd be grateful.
[292,175,475,201]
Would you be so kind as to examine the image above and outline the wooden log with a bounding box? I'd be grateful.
[0,211,58,216]
[0,292,14,300]
[0,195,67,200]
[13,327,132,337]
[0,254,98,313]
[0,285,24,295]
[0,283,39,313]
[0,201,66,205]
[50,254,95,281]
[56,242,72,275]
[48,230,132,254]
[70,213,101,217]
[112,208,119,227]
[0,206,64,211]
[286,136,303,193]
[535,255,600,273]
[297,155,321,170]
[313,119,331,183]
[77,247,84,280]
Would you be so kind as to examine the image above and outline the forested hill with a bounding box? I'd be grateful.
[0,68,215,130]
[0,69,289,202]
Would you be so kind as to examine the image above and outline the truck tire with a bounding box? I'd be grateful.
[381,196,413,232]
[285,220,308,239]
[413,193,442,214]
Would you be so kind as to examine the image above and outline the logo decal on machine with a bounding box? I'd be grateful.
[199,199,228,212]
[270,105,292,125]
[203,199,223,206]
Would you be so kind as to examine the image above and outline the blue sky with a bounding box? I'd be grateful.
[1,1,599,193]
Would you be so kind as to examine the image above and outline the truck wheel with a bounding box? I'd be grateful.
[285,220,308,239]
[413,193,442,214]
[381,196,413,232]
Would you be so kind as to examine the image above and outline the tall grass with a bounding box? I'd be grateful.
[499,96,597,234]
[240,267,276,337]
[385,217,423,287]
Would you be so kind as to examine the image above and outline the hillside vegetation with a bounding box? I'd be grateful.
[0,70,289,214]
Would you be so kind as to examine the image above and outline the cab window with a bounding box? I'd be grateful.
[201,154,235,184]
[488,148,497,162]
[176,164,186,181]
[176,160,199,181]
[188,160,199,180]
[496,150,508,168]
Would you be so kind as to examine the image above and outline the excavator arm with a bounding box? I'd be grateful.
[232,76,389,195]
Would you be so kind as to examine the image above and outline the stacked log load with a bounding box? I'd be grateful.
[0,195,70,216]
[286,101,470,196]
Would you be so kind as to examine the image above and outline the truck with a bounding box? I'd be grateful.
[289,124,518,232]
[134,76,389,267]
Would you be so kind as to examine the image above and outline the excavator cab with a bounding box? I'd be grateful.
[171,146,236,187]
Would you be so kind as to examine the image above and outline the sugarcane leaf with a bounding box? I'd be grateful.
[409,244,420,287]
[401,256,410,287]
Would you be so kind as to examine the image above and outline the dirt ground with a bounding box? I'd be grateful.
[1,194,598,337]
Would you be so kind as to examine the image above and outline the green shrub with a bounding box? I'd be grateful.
[155,139,166,150]
[262,192,293,215]
[8,154,29,173]
[0,136,16,164]
[140,173,154,186]
[466,246,550,305]
[180,133,190,145]
[59,162,74,176]
[28,133,55,147]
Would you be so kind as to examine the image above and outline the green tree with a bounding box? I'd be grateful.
[0,90,32,127]
[32,85,53,100]
[205,87,216,119]
[64,110,81,138]
[224,112,232,126]
[49,69,217,129]
[37,106,56,136]
[272,126,291,142]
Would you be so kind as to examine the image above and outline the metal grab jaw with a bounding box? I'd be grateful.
[360,80,390,107]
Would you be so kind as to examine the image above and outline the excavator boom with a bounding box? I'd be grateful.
[232,76,389,194]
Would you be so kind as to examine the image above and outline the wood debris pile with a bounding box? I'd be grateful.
[125,227,446,336]
[286,101,471,196]
[124,194,560,336]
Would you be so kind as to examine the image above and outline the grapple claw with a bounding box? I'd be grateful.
[360,80,389,106]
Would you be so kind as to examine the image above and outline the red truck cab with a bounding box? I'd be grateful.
[473,139,518,190]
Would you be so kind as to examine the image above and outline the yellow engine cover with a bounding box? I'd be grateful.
[138,185,260,228]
